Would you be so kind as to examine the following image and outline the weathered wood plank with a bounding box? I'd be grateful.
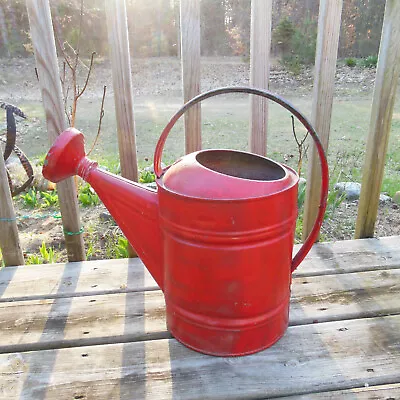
[278,383,400,399]
[294,235,400,277]
[0,258,157,301]
[249,0,272,156]
[290,268,400,325]
[0,290,167,354]
[0,146,24,266]
[0,269,398,354]
[302,0,343,240]
[105,0,139,258]
[105,0,138,182]
[355,0,400,238]
[1,236,399,301]
[1,315,399,399]
[26,0,85,261]
[180,0,201,154]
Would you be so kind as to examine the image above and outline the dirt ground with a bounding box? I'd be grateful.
[0,56,399,263]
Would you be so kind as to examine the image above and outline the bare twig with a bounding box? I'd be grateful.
[54,27,73,70]
[55,26,75,125]
[70,0,85,127]
[60,61,71,124]
[291,115,309,176]
[63,41,78,59]
[64,86,71,126]
[63,41,91,70]
[55,0,99,129]
[91,86,107,154]
[77,52,96,99]
[291,115,309,147]
[70,71,78,126]
[60,61,66,86]
[87,85,107,156]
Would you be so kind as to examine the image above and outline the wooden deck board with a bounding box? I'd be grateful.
[277,382,400,399]
[295,235,400,277]
[0,257,157,302]
[0,268,398,354]
[1,237,399,302]
[1,315,399,399]
[1,236,399,398]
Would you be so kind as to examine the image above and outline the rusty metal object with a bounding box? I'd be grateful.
[1,102,34,196]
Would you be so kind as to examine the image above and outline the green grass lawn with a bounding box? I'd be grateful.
[2,92,400,195]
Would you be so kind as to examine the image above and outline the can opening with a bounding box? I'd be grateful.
[196,150,286,181]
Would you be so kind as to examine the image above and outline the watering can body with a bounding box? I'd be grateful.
[158,150,299,356]
[43,87,328,356]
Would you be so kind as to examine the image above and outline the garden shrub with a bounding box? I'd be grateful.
[345,57,357,67]
[361,55,378,68]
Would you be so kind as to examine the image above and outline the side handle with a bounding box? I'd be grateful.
[153,87,329,272]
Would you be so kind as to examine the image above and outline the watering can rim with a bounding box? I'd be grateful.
[159,148,296,182]
[156,148,299,202]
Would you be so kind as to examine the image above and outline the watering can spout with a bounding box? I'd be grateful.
[43,128,164,289]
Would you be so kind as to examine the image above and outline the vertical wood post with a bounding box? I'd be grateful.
[26,0,85,262]
[0,5,10,57]
[0,155,24,266]
[355,0,400,238]
[302,0,343,241]
[249,0,272,156]
[105,0,138,182]
[175,0,181,59]
[105,0,139,258]
[180,0,201,154]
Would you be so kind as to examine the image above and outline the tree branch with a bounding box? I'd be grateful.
[54,27,73,70]
[77,51,96,99]
[291,115,309,176]
[64,85,71,126]
[87,85,107,156]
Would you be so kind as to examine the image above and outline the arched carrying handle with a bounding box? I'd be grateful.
[154,87,329,272]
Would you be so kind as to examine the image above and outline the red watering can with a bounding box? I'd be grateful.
[43,87,328,356]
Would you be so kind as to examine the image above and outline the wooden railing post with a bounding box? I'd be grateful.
[249,0,272,156]
[105,0,139,183]
[180,0,201,154]
[0,155,24,266]
[302,0,343,241]
[355,0,400,238]
[105,0,139,258]
[26,0,85,261]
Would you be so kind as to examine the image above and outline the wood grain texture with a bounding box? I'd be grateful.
[355,0,400,238]
[1,315,399,399]
[1,236,399,301]
[26,0,85,261]
[0,149,24,266]
[0,290,168,353]
[295,235,400,277]
[180,0,201,154]
[0,257,157,301]
[105,0,139,183]
[278,383,400,399]
[302,0,343,241]
[105,0,139,258]
[0,268,399,353]
[249,0,272,156]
